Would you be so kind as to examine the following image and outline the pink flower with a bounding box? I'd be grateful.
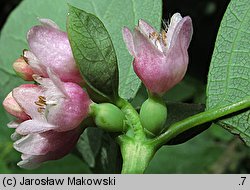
[11,128,81,169]
[23,18,82,84]
[122,13,193,95]
[3,69,91,135]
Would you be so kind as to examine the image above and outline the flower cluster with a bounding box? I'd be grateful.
[3,12,193,169]
[3,19,91,169]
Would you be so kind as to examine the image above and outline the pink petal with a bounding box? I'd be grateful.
[11,132,22,141]
[164,16,193,85]
[47,82,91,132]
[38,18,60,30]
[23,50,46,76]
[133,28,162,57]
[17,128,80,169]
[17,154,43,169]
[27,23,82,83]
[138,19,156,37]
[170,16,193,50]
[155,17,193,94]
[47,68,68,97]
[16,120,56,135]
[7,121,20,129]
[122,27,135,56]
[14,128,80,155]
[14,133,49,155]
[12,84,45,120]
[166,13,183,49]
[3,92,30,120]
[33,72,67,100]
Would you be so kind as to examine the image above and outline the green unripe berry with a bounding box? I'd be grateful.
[91,103,125,132]
[140,96,167,136]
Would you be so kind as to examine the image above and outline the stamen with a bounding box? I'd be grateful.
[161,30,167,46]
[149,31,166,51]
[37,107,45,113]
[35,96,47,113]
[35,101,45,106]
[149,31,159,40]
[38,96,46,103]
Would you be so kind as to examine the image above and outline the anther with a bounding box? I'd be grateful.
[37,107,45,113]
[38,96,46,103]
[35,101,45,106]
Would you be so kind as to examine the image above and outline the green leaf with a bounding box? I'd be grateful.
[146,127,247,173]
[92,132,122,174]
[209,123,234,142]
[76,128,103,167]
[206,0,250,146]
[164,102,210,145]
[67,5,119,101]
[76,128,122,174]
[0,70,24,142]
[0,0,162,100]
[0,159,11,174]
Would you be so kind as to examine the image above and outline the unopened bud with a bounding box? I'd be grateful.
[13,56,34,81]
[3,92,29,121]
[140,96,167,136]
[91,103,126,132]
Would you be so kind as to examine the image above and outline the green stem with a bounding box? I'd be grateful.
[117,136,156,174]
[151,97,250,148]
[116,97,145,139]
[115,97,155,173]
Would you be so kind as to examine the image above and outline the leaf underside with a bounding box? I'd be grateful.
[67,5,119,102]
[206,0,250,146]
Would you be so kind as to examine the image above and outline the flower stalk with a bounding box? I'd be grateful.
[117,135,156,174]
[116,96,250,173]
[151,97,250,148]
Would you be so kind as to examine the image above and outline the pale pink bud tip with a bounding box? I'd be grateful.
[13,57,34,81]
[3,92,30,121]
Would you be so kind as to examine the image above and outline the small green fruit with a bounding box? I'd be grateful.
[140,97,167,135]
[91,103,125,132]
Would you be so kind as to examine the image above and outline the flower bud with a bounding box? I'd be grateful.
[140,96,167,136]
[13,56,34,81]
[91,103,125,132]
[3,91,30,121]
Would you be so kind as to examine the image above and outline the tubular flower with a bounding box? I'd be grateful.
[11,128,81,169]
[122,13,193,95]
[3,69,91,135]
[22,18,82,84]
